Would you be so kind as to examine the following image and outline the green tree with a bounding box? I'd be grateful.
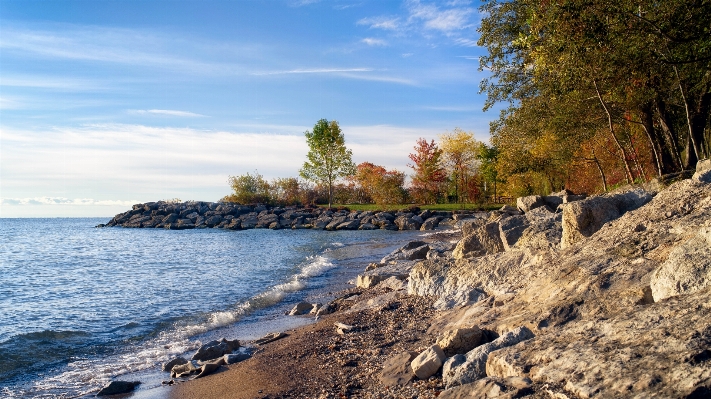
[439,128,481,204]
[224,171,272,204]
[299,119,356,208]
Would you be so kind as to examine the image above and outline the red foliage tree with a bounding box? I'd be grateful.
[408,138,447,204]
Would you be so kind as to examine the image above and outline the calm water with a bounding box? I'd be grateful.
[0,218,419,398]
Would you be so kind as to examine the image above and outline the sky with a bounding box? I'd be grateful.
[0,0,498,217]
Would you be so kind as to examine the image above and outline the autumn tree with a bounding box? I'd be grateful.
[408,138,446,204]
[439,129,481,203]
[352,162,407,206]
[299,119,356,208]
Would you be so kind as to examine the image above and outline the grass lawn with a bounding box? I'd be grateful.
[318,203,508,212]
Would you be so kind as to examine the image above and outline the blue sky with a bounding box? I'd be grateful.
[0,0,497,217]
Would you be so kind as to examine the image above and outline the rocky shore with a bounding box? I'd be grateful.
[99,160,711,398]
[99,201,462,232]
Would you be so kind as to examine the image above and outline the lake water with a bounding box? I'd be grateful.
[0,218,421,398]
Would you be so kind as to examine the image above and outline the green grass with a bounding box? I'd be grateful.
[318,203,508,212]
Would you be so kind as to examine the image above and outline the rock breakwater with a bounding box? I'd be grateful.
[99,202,459,231]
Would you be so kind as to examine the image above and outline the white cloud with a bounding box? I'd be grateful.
[252,68,373,76]
[407,0,474,32]
[453,38,479,47]
[357,16,401,30]
[0,197,140,206]
[130,109,207,117]
[361,38,387,46]
[336,72,418,86]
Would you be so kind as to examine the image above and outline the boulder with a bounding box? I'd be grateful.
[453,222,503,259]
[561,188,654,248]
[356,274,396,289]
[381,241,428,263]
[162,356,188,372]
[205,215,223,228]
[442,326,534,388]
[171,361,200,378]
[650,227,711,301]
[336,219,360,230]
[395,215,422,230]
[359,223,377,230]
[499,205,521,215]
[460,219,486,237]
[326,216,348,230]
[692,158,711,183]
[411,344,446,379]
[239,213,259,229]
[438,377,533,399]
[288,302,314,316]
[191,338,240,362]
[436,327,484,357]
[96,381,140,396]
[421,217,441,230]
[379,351,417,386]
[498,216,529,251]
[224,353,251,364]
[516,195,545,213]
[194,362,222,379]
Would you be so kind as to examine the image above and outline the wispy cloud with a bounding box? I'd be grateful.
[453,38,479,47]
[1,197,140,206]
[407,0,474,33]
[456,55,480,60]
[251,67,373,76]
[361,38,387,46]
[357,16,401,30]
[130,109,207,117]
[336,72,418,86]
[0,75,106,91]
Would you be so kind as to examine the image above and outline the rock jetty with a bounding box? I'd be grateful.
[166,160,711,399]
[99,202,459,231]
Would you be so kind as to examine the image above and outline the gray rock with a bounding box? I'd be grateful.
[326,216,348,230]
[395,215,422,230]
[336,219,360,230]
[421,217,441,230]
[443,326,534,388]
[498,216,529,251]
[254,332,288,345]
[239,213,259,229]
[561,188,653,248]
[96,381,140,396]
[411,344,446,379]
[205,215,223,227]
[692,158,711,183]
[171,360,200,378]
[453,222,503,259]
[516,195,545,213]
[359,223,377,230]
[651,227,711,301]
[194,362,221,379]
[381,241,428,263]
[162,356,188,372]
[460,218,486,237]
[288,302,314,315]
[191,338,240,362]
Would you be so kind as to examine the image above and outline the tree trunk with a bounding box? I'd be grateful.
[592,149,608,192]
[654,99,683,172]
[593,80,634,184]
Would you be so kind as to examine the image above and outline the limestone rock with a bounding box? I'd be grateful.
[254,332,288,345]
[438,377,533,399]
[453,222,503,259]
[561,188,653,248]
[224,353,251,364]
[650,227,711,301]
[460,219,486,237]
[498,216,529,251]
[191,338,240,361]
[437,327,483,357]
[411,344,446,379]
[421,217,441,230]
[443,326,534,389]
[162,356,188,372]
[171,360,200,378]
[381,241,428,263]
[692,159,711,183]
[516,195,545,213]
[288,302,314,316]
[380,351,417,386]
[96,381,140,396]
[395,215,422,230]
[194,362,221,379]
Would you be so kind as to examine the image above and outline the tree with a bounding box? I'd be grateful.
[224,171,272,204]
[352,162,407,206]
[439,129,481,204]
[299,119,356,208]
[476,143,502,202]
[408,138,446,204]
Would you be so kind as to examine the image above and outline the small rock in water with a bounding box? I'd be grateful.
[191,338,240,361]
[96,381,140,396]
[162,356,188,372]
[288,302,314,316]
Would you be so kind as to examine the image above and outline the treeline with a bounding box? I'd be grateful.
[222,126,500,207]
[477,0,711,196]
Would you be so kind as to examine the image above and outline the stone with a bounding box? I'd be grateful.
[460,218,486,237]
[486,349,530,379]
[335,322,355,334]
[395,215,422,230]
[326,216,348,230]
[692,159,711,183]
[443,326,534,388]
[499,205,522,215]
[288,302,314,316]
[379,275,407,291]
[561,188,653,248]
[437,327,484,357]
[498,216,529,251]
[411,344,446,379]
[194,362,221,379]
[650,227,711,301]
[162,356,188,372]
[205,215,223,227]
[359,223,377,230]
[171,360,200,378]
[191,338,240,362]
[96,381,140,396]
[516,195,545,213]
[381,241,428,263]
[438,378,504,399]
[336,219,361,230]
[421,217,441,230]
[356,274,388,289]
[254,332,288,345]
[379,351,417,386]
[453,222,503,259]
